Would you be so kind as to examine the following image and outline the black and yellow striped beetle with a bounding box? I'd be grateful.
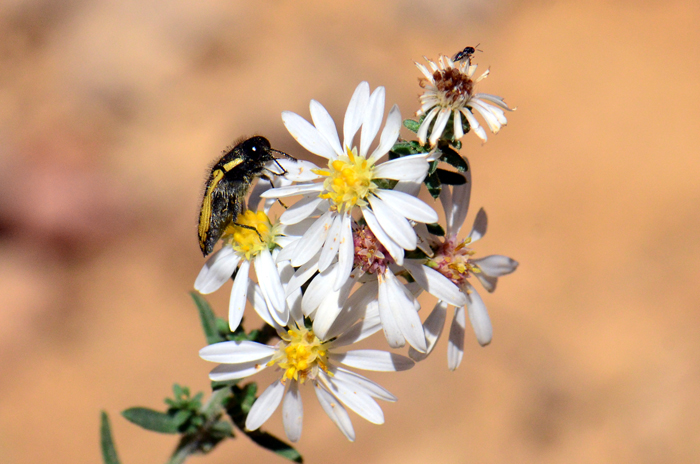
[198,136,296,256]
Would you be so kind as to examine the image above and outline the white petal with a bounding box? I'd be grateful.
[377,272,405,348]
[453,109,464,139]
[334,212,354,291]
[403,260,466,307]
[310,99,343,157]
[374,189,438,224]
[360,86,385,158]
[428,108,451,146]
[361,207,404,265]
[247,178,271,212]
[367,196,416,251]
[330,350,414,372]
[372,154,429,181]
[194,247,240,294]
[474,272,498,293]
[314,384,355,441]
[471,100,502,132]
[291,211,334,267]
[474,93,513,111]
[466,284,492,346]
[199,340,276,363]
[302,263,337,315]
[473,255,519,277]
[415,61,434,80]
[449,181,472,237]
[228,260,250,331]
[261,183,324,199]
[468,208,488,243]
[279,196,325,225]
[382,269,427,352]
[282,111,337,159]
[283,381,303,442]
[369,104,401,163]
[461,108,487,142]
[417,107,438,146]
[409,301,447,362]
[285,253,320,297]
[209,361,269,381]
[326,281,379,342]
[343,82,370,150]
[249,282,282,330]
[245,380,285,431]
[447,306,466,370]
[333,367,396,401]
[276,159,322,182]
[255,249,288,325]
[329,304,383,347]
[318,213,343,272]
[312,273,354,340]
[321,373,384,424]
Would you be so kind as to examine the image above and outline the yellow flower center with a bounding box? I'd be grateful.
[268,326,331,384]
[222,210,279,261]
[312,147,377,213]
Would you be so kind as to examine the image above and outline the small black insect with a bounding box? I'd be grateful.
[452,44,482,63]
[198,136,296,256]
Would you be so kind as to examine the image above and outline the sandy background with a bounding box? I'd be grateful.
[1,0,699,463]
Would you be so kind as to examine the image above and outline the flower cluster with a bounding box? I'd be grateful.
[195,49,517,444]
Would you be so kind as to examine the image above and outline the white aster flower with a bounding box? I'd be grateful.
[262,81,438,292]
[283,224,429,353]
[415,54,513,145]
[407,182,518,370]
[194,209,304,331]
[199,298,414,443]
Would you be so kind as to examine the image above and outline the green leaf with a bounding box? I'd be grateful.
[243,430,303,463]
[439,146,469,172]
[436,169,467,185]
[122,407,181,434]
[100,412,121,464]
[403,119,420,133]
[425,172,442,199]
[190,292,224,345]
[426,223,445,236]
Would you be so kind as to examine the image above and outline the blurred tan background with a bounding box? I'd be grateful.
[1,0,699,462]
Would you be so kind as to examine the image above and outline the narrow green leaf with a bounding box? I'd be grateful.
[425,172,442,199]
[439,146,469,172]
[241,429,303,462]
[426,223,446,236]
[436,169,467,185]
[403,119,420,133]
[122,407,181,434]
[190,292,224,344]
[100,411,121,464]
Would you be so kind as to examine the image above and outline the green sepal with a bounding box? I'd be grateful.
[439,146,469,172]
[100,411,121,464]
[390,140,427,157]
[121,407,184,434]
[436,169,467,185]
[190,292,224,345]
[403,118,420,133]
[426,223,446,236]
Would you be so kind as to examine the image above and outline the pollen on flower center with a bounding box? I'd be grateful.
[313,147,376,213]
[426,237,479,286]
[268,326,330,384]
[424,67,474,109]
[353,225,394,275]
[222,210,279,260]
